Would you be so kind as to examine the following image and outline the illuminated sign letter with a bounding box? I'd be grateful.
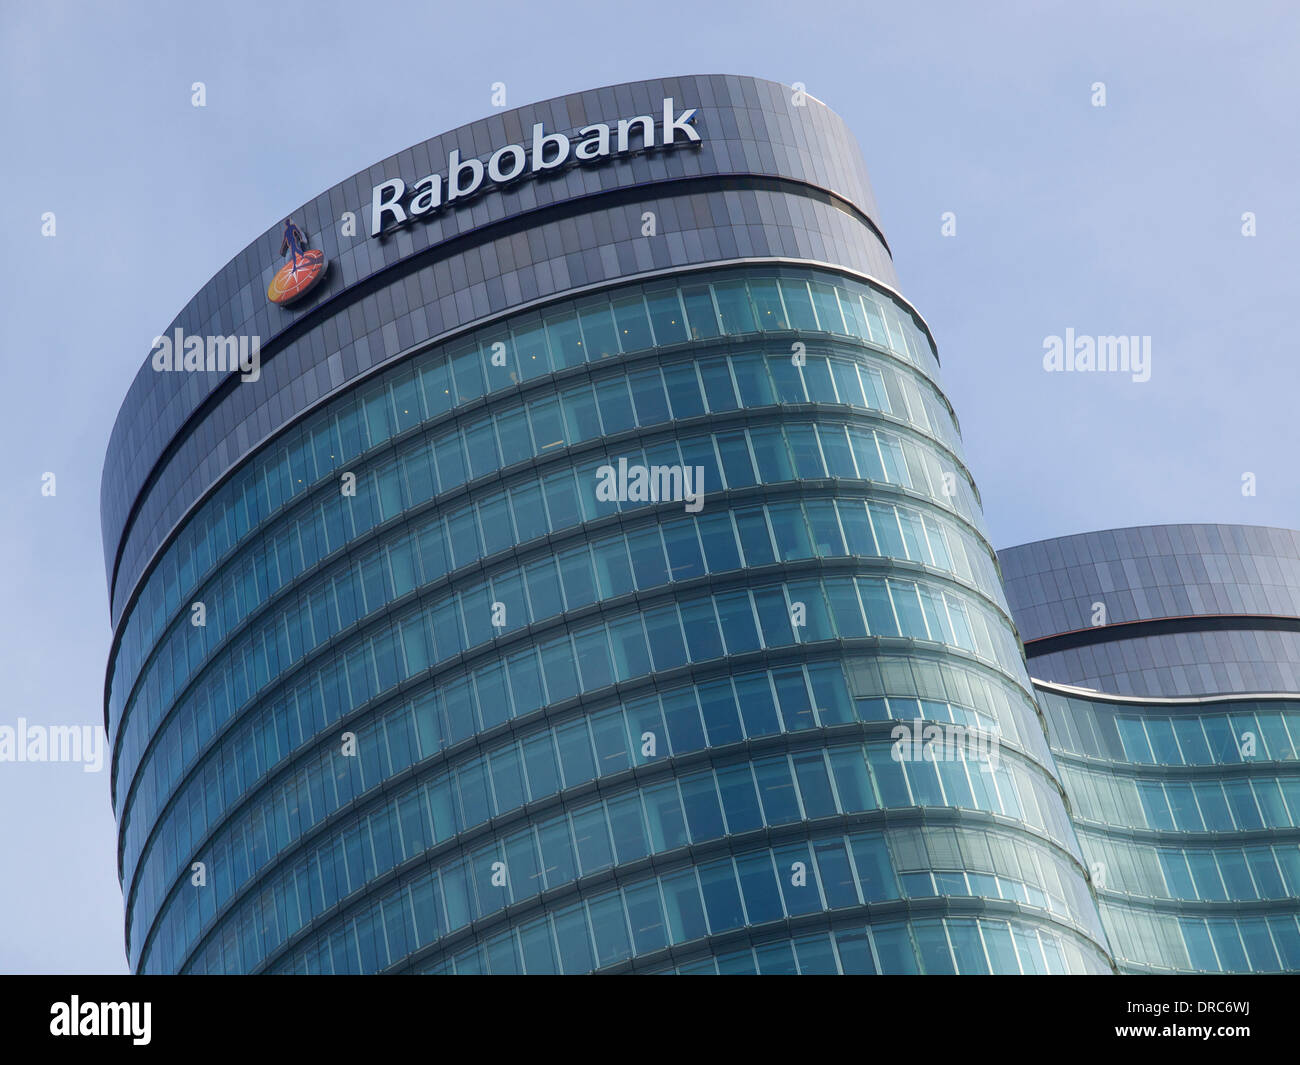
[371,178,407,236]
[447,149,484,201]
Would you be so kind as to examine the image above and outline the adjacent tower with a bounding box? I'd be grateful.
[1002,524,1300,972]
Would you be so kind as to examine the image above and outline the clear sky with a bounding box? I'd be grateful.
[1,0,1296,973]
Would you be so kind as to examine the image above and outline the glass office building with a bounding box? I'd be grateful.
[108,76,1300,977]
[1001,525,1300,972]
[100,75,1115,974]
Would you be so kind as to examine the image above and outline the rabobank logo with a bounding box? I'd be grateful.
[369,97,702,238]
[267,217,328,305]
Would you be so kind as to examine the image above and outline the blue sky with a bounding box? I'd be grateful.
[1,0,1296,973]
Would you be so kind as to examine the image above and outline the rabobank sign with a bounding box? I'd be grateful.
[369,97,701,237]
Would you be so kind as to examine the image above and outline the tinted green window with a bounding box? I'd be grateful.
[681,286,720,339]
[697,358,737,410]
[577,303,619,359]
[713,280,756,333]
[544,310,585,369]
[749,279,787,329]
[662,362,706,418]
[612,295,653,351]
[644,287,687,345]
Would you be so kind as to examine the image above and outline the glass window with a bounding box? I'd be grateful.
[644,780,688,852]
[609,616,651,681]
[450,344,485,402]
[749,278,787,329]
[793,753,837,817]
[681,285,720,340]
[572,805,614,873]
[509,481,547,544]
[512,322,550,380]
[552,902,592,973]
[577,302,620,360]
[1225,782,1264,830]
[625,881,668,954]
[732,353,775,408]
[526,394,565,454]
[736,852,784,924]
[828,748,872,810]
[876,434,910,485]
[588,893,631,968]
[715,430,755,488]
[481,331,516,394]
[644,287,688,345]
[693,512,738,573]
[419,359,454,417]
[574,625,614,691]
[829,359,865,407]
[732,507,773,566]
[662,362,706,418]
[769,504,813,561]
[680,596,724,661]
[778,278,817,329]
[859,578,899,636]
[750,426,794,481]
[819,425,857,479]
[697,357,737,411]
[1218,850,1256,899]
[786,425,824,478]
[560,384,601,441]
[698,678,743,747]
[837,288,870,339]
[661,869,707,942]
[716,591,761,654]
[539,636,579,704]
[768,355,804,403]
[755,757,801,824]
[1246,848,1284,898]
[607,791,648,862]
[506,649,544,716]
[825,578,867,638]
[680,771,726,841]
[590,537,634,600]
[627,366,670,426]
[802,357,837,403]
[787,579,833,643]
[555,720,596,786]
[492,405,530,467]
[612,295,653,352]
[753,586,795,646]
[544,310,586,369]
[713,280,757,334]
[644,605,688,670]
[837,502,876,557]
[808,282,845,333]
[860,298,888,346]
[848,428,886,481]
[595,376,636,434]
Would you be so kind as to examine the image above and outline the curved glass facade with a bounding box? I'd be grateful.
[1038,684,1300,973]
[1002,524,1300,974]
[103,75,1111,975]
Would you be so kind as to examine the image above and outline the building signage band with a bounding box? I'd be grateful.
[370,97,702,238]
